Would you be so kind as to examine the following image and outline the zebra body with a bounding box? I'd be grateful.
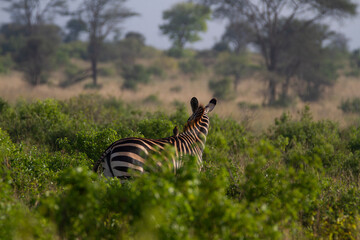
[93,97,217,178]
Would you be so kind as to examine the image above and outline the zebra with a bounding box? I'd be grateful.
[93,97,217,178]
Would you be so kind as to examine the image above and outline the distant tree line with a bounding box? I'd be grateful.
[0,0,359,105]
[197,0,357,104]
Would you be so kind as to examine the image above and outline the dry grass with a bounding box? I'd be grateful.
[1,69,360,130]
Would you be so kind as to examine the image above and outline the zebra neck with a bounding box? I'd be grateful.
[180,127,207,151]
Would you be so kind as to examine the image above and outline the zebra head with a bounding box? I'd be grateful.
[184,97,217,137]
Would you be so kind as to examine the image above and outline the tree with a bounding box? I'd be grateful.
[15,25,62,85]
[64,18,87,42]
[78,0,137,86]
[221,21,253,54]
[3,0,68,35]
[197,0,357,105]
[214,52,256,90]
[2,0,68,85]
[292,31,347,101]
[125,31,145,45]
[160,2,210,53]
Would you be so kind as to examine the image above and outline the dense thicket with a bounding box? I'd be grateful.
[0,95,360,239]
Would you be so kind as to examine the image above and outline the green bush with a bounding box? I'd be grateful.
[98,66,115,77]
[60,62,88,88]
[58,128,120,161]
[40,156,283,239]
[121,64,151,90]
[179,57,204,76]
[147,65,165,78]
[0,99,84,148]
[138,118,175,139]
[340,97,360,114]
[237,101,260,110]
[270,106,342,169]
[209,77,235,100]
[64,62,81,79]
[0,53,14,74]
[143,94,161,104]
[0,97,359,239]
[0,97,9,113]
[58,41,88,60]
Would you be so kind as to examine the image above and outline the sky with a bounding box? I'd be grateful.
[0,0,360,50]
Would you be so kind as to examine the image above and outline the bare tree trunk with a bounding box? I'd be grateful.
[91,57,97,86]
[234,76,240,90]
[89,36,98,86]
[266,44,278,105]
[281,76,290,99]
[268,77,277,105]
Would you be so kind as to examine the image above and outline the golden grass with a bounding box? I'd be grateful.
[1,69,360,130]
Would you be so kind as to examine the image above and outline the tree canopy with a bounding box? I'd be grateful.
[197,0,357,104]
[160,2,210,50]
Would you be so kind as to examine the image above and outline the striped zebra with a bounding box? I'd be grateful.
[93,97,217,178]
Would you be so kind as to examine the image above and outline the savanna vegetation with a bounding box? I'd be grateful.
[1,95,360,239]
[1,0,360,239]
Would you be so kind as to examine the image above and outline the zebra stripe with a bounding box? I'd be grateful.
[93,97,217,178]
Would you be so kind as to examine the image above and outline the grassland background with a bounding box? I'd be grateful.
[1,57,359,131]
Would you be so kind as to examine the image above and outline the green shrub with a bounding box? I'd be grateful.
[170,86,182,92]
[0,97,9,113]
[143,94,161,104]
[138,118,175,139]
[209,77,235,100]
[340,97,360,114]
[121,64,151,90]
[39,167,114,240]
[0,97,359,239]
[0,129,56,239]
[58,128,120,161]
[179,58,204,76]
[237,101,260,110]
[238,140,320,225]
[55,46,70,65]
[58,41,88,60]
[9,146,90,204]
[166,47,184,58]
[0,53,14,74]
[64,63,80,79]
[147,65,165,78]
[270,106,342,169]
[1,99,73,146]
[40,156,283,239]
[348,127,360,152]
[0,128,15,164]
[98,66,115,77]
[60,62,87,87]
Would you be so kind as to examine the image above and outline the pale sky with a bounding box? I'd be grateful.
[0,0,360,50]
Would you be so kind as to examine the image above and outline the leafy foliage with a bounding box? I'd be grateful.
[0,96,360,239]
[179,57,204,77]
[121,64,152,90]
[160,2,210,50]
[214,52,257,89]
[340,97,360,114]
[199,0,356,105]
[209,77,235,100]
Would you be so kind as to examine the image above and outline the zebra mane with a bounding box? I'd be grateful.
[183,105,205,132]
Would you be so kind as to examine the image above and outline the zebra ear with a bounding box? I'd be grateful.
[173,126,179,137]
[205,98,217,113]
[190,97,199,113]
